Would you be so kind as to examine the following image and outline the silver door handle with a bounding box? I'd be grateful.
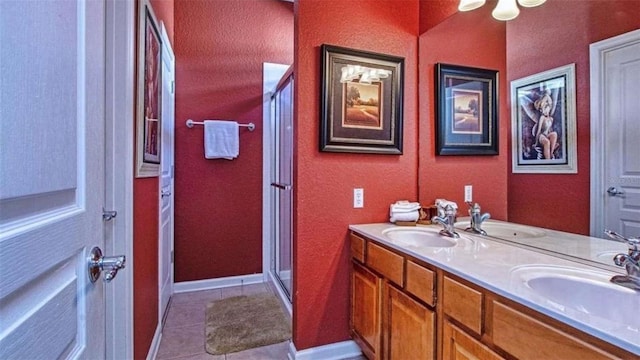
[161,190,172,198]
[271,182,291,190]
[607,187,625,197]
[88,247,126,283]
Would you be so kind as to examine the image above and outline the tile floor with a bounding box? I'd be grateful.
[155,282,366,360]
[156,282,290,360]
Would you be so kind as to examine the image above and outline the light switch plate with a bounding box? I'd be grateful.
[464,185,473,203]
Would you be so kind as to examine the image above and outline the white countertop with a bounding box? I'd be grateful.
[348,222,640,355]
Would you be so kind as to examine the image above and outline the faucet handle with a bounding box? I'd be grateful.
[604,230,639,251]
[466,202,480,214]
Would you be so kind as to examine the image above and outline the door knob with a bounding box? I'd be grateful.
[88,247,126,283]
[161,190,171,198]
[607,186,625,197]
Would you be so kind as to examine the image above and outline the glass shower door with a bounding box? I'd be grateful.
[270,72,293,299]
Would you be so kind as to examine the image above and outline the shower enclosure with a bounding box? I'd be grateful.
[263,63,294,309]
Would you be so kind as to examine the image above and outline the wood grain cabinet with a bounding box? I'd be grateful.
[385,284,435,359]
[350,232,436,360]
[350,230,636,360]
[351,261,382,360]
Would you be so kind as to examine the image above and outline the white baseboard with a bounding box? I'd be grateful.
[288,340,362,360]
[146,324,163,360]
[173,273,264,293]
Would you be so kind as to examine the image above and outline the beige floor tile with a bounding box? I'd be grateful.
[225,341,290,360]
[164,301,207,329]
[156,324,206,359]
[172,289,222,306]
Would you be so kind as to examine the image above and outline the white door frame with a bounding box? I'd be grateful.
[589,28,640,237]
[105,0,135,358]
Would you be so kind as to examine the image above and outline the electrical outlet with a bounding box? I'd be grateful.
[464,185,473,203]
[354,188,364,208]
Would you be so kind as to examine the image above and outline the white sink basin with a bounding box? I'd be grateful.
[509,265,639,326]
[382,227,460,248]
[456,221,546,240]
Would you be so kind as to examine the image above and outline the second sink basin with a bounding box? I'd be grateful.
[509,265,639,326]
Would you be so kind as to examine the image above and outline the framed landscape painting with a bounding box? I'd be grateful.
[435,63,498,155]
[320,44,404,154]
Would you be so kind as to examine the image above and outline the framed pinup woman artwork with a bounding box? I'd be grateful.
[435,63,498,155]
[136,0,162,177]
[320,44,404,154]
[511,64,577,173]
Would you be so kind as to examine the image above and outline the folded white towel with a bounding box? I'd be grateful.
[435,199,458,217]
[390,200,421,213]
[204,120,239,160]
[390,210,419,223]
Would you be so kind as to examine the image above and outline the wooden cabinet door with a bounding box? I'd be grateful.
[385,284,435,360]
[352,261,382,359]
[442,320,504,360]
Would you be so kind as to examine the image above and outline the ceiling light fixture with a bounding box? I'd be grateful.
[458,0,486,12]
[459,0,545,21]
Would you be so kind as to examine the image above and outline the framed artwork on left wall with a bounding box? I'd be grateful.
[136,0,162,178]
[320,44,404,154]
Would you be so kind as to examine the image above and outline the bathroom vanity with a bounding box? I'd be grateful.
[348,223,639,360]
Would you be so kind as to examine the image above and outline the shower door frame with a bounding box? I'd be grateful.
[262,63,293,315]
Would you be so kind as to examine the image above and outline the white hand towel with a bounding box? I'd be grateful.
[390,210,419,223]
[391,201,421,213]
[204,120,239,160]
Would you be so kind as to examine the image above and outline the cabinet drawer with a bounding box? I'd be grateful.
[366,242,404,286]
[443,276,483,335]
[350,232,366,263]
[405,260,435,306]
[492,301,616,360]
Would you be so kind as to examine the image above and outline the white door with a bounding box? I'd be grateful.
[0,0,108,359]
[159,23,175,322]
[590,29,640,238]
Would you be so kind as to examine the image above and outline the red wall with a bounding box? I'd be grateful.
[294,0,419,350]
[506,0,640,234]
[419,0,458,34]
[173,0,293,281]
[418,5,509,220]
[133,1,173,359]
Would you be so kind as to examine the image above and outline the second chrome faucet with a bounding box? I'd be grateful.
[465,202,491,236]
[432,204,459,238]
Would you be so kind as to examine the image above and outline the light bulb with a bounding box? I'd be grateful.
[458,0,486,11]
[517,0,546,7]
[492,0,520,21]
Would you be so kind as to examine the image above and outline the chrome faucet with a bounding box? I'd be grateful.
[604,230,640,291]
[432,204,459,238]
[465,202,490,236]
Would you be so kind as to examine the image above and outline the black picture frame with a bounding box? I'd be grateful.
[435,63,498,156]
[320,44,404,154]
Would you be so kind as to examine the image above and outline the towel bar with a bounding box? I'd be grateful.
[185,119,255,131]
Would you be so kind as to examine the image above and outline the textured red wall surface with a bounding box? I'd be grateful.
[294,0,419,350]
[133,1,172,358]
[418,5,509,220]
[173,0,293,281]
[506,0,640,234]
[419,0,459,34]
